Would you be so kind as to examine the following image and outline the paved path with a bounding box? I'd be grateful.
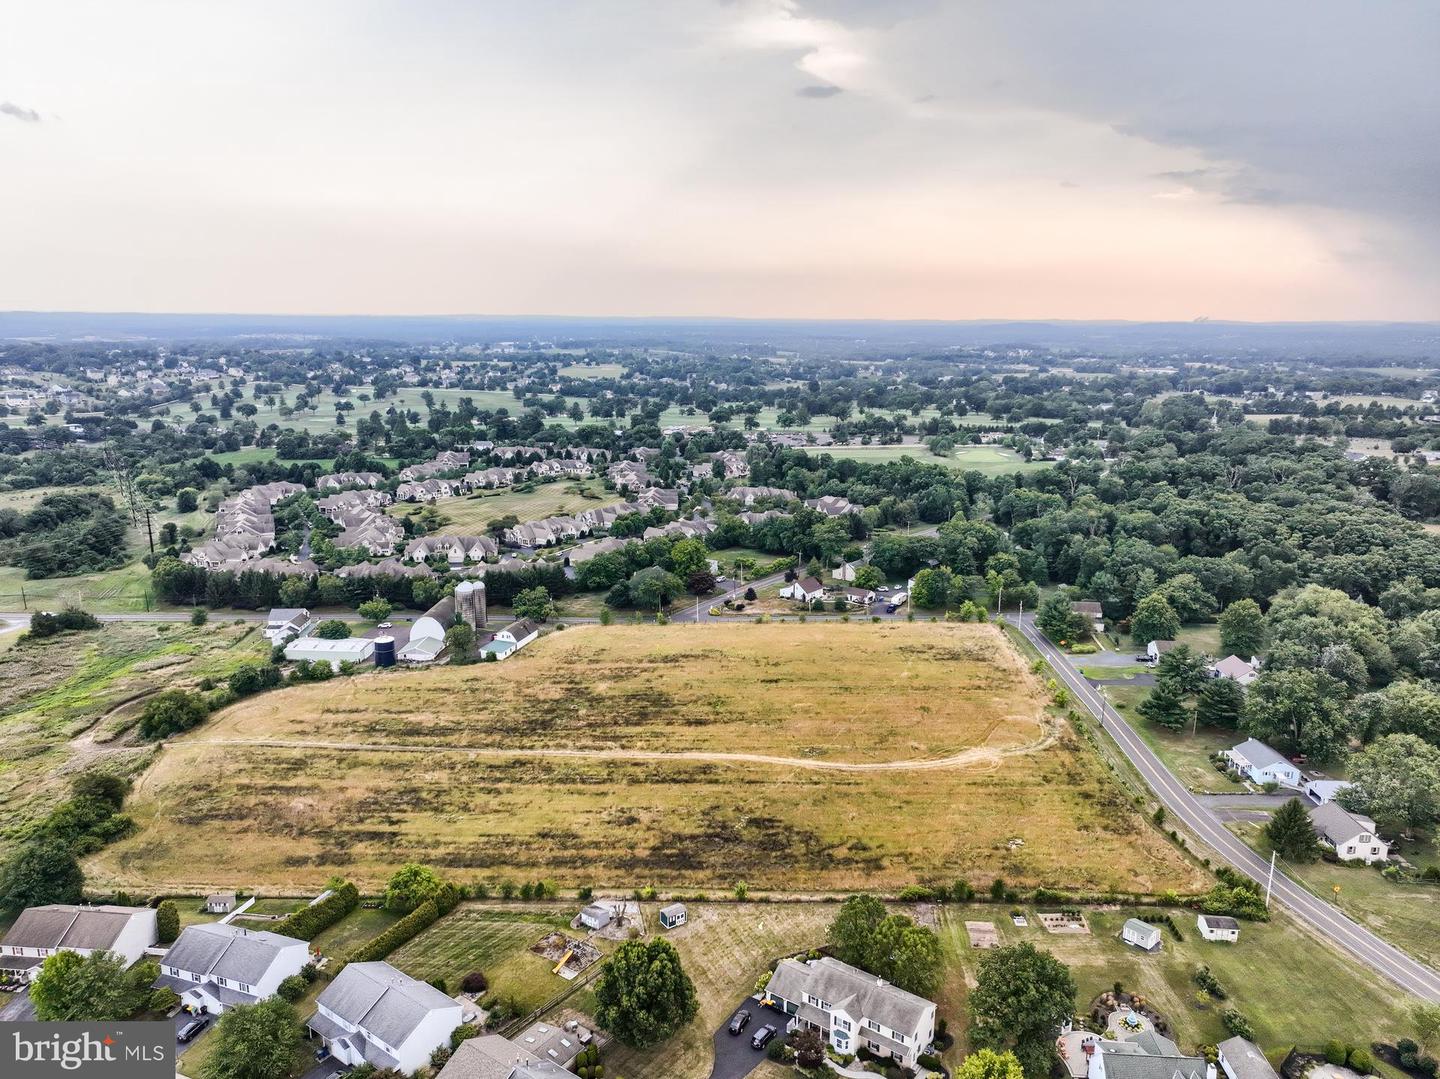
[1008,611,1440,1003]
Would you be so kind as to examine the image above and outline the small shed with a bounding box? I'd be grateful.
[1121,918,1162,952]
[1197,914,1240,943]
[578,904,613,931]
[658,903,687,930]
[205,892,237,914]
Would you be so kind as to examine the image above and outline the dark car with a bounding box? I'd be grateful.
[315,1045,332,1062]
[177,1017,210,1043]
[751,1025,777,1051]
[885,603,898,613]
[728,1010,751,1035]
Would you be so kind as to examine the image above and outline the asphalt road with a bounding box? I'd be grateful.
[1009,611,1440,1003]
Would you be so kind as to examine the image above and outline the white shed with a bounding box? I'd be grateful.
[658,903,687,930]
[578,904,613,931]
[1121,918,1162,952]
[1197,914,1240,943]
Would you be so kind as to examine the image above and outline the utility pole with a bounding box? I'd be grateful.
[1265,850,1277,909]
[144,507,155,554]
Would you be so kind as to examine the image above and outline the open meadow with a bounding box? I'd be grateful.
[386,478,620,533]
[818,444,1050,475]
[91,623,1205,896]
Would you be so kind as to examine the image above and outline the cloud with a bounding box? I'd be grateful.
[1,101,41,123]
[796,83,843,97]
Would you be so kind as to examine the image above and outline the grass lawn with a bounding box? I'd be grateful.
[557,362,625,379]
[602,902,835,1079]
[1227,821,1440,969]
[386,480,619,534]
[936,904,1421,1064]
[818,444,1050,476]
[387,906,575,1010]
[1175,623,1222,656]
[309,906,403,961]
[95,623,1203,895]
[1078,664,1151,680]
[1100,685,1241,794]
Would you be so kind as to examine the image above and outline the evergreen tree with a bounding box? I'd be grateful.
[1195,677,1245,730]
[1157,644,1209,694]
[1036,593,1087,645]
[1138,678,1190,731]
[1265,797,1321,862]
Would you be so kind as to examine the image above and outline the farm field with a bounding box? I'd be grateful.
[386,479,619,533]
[387,906,576,1011]
[1226,820,1440,970]
[93,623,1206,895]
[0,621,270,853]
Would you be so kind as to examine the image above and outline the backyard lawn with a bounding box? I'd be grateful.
[309,906,402,961]
[387,906,576,1010]
[387,480,619,534]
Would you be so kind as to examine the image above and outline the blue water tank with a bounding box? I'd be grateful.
[373,636,396,668]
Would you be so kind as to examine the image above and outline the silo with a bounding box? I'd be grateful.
[455,579,487,629]
[373,636,397,668]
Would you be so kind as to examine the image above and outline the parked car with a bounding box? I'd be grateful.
[314,1046,332,1062]
[728,1010,751,1035]
[752,1025,777,1050]
[178,1017,210,1043]
[377,621,393,629]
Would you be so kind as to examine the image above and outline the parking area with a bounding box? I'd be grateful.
[709,1001,782,1079]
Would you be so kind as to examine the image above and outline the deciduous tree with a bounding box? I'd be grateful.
[593,939,698,1048]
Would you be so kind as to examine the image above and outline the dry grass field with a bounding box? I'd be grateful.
[91,623,1206,895]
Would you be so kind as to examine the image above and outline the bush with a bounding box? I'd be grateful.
[27,607,101,639]
[1349,1049,1375,1075]
[314,619,351,640]
[138,690,210,740]
[1221,1010,1254,1041]
[274,881,359,941]
[897,885,933,901]
[348,899,442,963]
[461,971,488,994]
[450,1024,480,1049]
[1193,966,1227,1000]
[1324,1041,1348,1066]
[156,900,179,944]
[276,974,308,1002]
[190,608,208,626]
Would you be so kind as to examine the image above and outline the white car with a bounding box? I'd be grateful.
[377,621,392,629]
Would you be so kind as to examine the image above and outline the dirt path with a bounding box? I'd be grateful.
[179,718,1059,773]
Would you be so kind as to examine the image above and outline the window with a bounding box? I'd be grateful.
[834,1019,851,1032]
[893,1032,908,1045]
[1359,834,1371,843]
[865,1020,881,1033]
[191,973,201,982]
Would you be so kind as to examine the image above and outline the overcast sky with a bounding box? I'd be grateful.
[3,0,1437,320]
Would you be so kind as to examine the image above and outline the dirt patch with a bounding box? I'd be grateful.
[531,932,601,978]
[964,921,1000,948]
[1039,911,1091,934]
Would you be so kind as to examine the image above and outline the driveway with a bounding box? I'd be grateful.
[0,986,35,1022]
[709,1002,778,1079]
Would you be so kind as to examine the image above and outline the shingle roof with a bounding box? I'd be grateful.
[164,923,303,983]
[315,962,457,1049]
[1309,801,1377,845]
[1219,1037,1279,1079]
[1198,915,1239,930]
[436,1035,569,1079]
[2,905,149,952]
[766,957,932,1038]
[1099,1037,1208,1079]
[1230,738,1289,771]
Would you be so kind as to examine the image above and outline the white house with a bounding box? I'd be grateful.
[1310,803,1390,864]
[658,903,687,930]
[1081,1031,1212,1079]
[437,1035,570,1079]
[831,560,864,582]
[306,961,462,1073]
[838,586,877,607]
[1304,779,1352,806]
[1209,655,1259,686]
[1196,915,1240,943]
[0,904,157,982]
[764,957,935,1069]
[265,608,317,644]
[1223,739,1302,788]
[156,923,309,1013]
[482,619,540,661]
[780,576,825,603]
[1145,639,1179,663]
[285,637,376,670]
[1121,918,1162,952]
[804,495,861,517]
[1218,1037,1279,1079]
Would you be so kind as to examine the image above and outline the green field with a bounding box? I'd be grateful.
[309,906,402,960]
[818,443,1049,475]
[387,906,578,1010]
[387,479,620,533]
[558,362,625,379]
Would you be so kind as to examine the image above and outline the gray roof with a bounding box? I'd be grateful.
[1219,1038,1279,1079]
[766,957,933,1038]
[503,618,539,639]
[1230,738,1290,771]
[2,904,148,952]
[795,576,823,592]
[436,1035,568,1079]
[267,608,309,623]
[1309,801,1378,845]
[659,903,686,919]
[1198,915,1240,930]
[1123,918,1160,938]
[1100,1034,1208,1079]
[164,923,303,983]
[315,962,458,1049]
[1071,601,1103,615]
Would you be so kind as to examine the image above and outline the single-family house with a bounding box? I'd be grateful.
[435,1034,569,1079]
[481,619,539,661]
[156,923,309,1013]
[832,560,864,582]
[1121,919,1162,952]
[1304,779,1352,806]
[1223,739,1302,788]
[839,586,877,607]
[1310,803,1389,864]
[1217,1038,1279,1079]
[1196,915,1240,943]
[658,903,687,930]
[730,485,794,507]
[1,904,157,982]
[1082,1030,1211,1079]
[205,893,238,914]
[306,961,463,1074]
[1072,600,1105,633]
[804,495,860,517]
[780,576,825,604]
[1209,655,1260,686]
[264,608,317,644]
[637,487,680,512]
[1145,639,1179,663]
[578,905,613,931]
[514,1019,594,1072]
[763,956,936,1069]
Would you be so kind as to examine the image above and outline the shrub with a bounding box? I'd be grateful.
[897,885,933,901]
[1193,966,1227,1000]
[1324,1041,1348,1066]
[274,881,360,941]
[1221,1010,1254,1040]
[461,971,488,994]
[1349,1049,1374,1075]
[27,607,101,639]
[277,974,308,1002]
[347,899,442,963]
[450,1024,480,1049]
[156,900,179,944]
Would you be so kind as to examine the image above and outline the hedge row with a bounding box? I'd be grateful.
[274,882,360,941]
[346,883,462,964]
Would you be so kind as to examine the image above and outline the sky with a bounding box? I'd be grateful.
[2,0,1437,321]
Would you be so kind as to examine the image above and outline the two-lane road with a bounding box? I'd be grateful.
[1009,611,1440,1003]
